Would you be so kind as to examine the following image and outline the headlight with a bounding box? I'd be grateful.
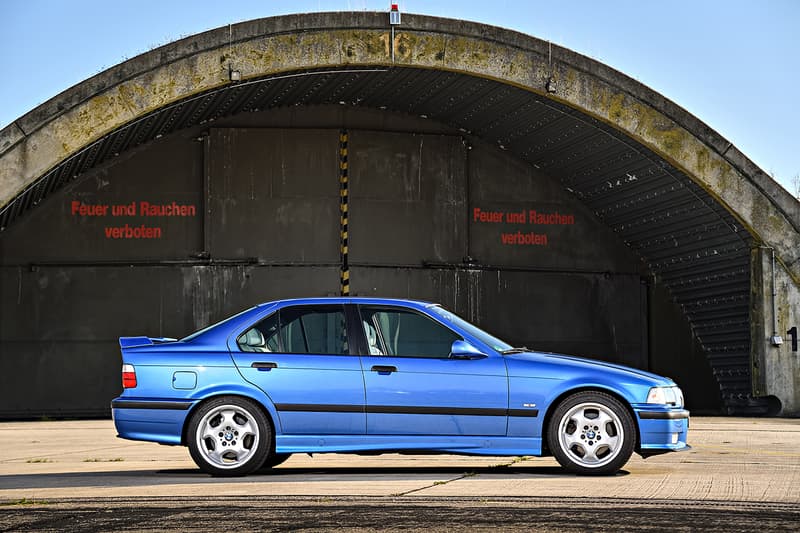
[646,386,683,407]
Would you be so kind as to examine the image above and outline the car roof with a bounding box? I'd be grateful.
[256,297,438,309]
[180,297,443,345]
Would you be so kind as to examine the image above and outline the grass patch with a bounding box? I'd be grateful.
[489,456,532,468]
[25,458,52,463]
[83,458,125,463]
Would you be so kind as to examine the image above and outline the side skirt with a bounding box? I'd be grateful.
[275,435,542,456]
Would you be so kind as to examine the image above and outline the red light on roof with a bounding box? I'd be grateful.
[389,3,401,24]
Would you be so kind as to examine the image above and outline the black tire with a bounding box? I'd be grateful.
[546,391,635,475]
[257,453,292,472]
[187,396,271,477]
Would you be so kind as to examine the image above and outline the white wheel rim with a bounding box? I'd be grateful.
[195,404,260,469]
[557,401,624,469]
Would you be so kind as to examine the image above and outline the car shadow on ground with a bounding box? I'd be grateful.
[249,465,595,477]
[0,465,628,491]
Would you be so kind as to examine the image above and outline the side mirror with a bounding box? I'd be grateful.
[449,339,488,360]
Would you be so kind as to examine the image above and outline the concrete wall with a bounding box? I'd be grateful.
[752,248,800,414]
[0,106,722,417]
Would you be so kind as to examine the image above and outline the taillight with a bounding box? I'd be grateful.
[122,363,137,388]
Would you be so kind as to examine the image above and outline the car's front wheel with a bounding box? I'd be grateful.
[187,396,271,476]
[547,391,635,475]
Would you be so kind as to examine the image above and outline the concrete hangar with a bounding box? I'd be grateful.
[0,12,798,419]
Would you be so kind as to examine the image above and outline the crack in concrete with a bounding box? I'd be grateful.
[392,472,474,497]
[392,456,533,496]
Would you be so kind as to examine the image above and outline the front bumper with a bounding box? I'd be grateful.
[634,406,690,456]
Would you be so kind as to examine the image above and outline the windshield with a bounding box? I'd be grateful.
[428,305,513,352]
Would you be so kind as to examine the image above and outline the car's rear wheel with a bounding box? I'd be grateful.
[187,396,270,476]
[547,391,635,475]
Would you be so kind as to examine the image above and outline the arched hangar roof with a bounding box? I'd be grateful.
[1,12,798,413]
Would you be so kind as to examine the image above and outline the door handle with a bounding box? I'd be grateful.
[371,365,397,374]
[251,362,278,370]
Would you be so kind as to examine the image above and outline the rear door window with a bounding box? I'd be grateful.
[237,305,349,355]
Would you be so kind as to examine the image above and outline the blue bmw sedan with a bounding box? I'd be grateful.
[112,297,689,476]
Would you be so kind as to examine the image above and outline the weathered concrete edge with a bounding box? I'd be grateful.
[3,12,386,141]
[0,11,797,248]
[0,122,24,155]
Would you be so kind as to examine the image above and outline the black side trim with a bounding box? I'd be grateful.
[507,408,540,418]
[368,405,505,416]
[274,403,539,417]
[638,409,690,420]
[111,400,193,410]
[275,403,364,413]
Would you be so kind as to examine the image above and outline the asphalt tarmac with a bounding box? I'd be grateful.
[1,417,798,531]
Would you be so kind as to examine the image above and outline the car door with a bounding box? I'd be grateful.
[357,305,508,436]
[230,304,365,435]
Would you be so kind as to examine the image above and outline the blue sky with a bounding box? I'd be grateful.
[1,0,797,192]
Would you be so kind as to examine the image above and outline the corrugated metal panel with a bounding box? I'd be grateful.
[0,66,763,413]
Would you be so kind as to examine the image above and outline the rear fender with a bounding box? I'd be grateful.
[182,382,282,445]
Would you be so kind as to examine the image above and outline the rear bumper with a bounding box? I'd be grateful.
[111,398,197,445]
[634,406,690,456]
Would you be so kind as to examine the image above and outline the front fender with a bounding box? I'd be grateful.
[541,375,644,408]
[508,374,645,439]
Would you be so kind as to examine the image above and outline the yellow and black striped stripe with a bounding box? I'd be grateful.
[339,129,349,296]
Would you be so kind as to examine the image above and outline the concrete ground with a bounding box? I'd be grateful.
[0,416,799,531]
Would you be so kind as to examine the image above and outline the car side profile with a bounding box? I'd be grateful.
[111,297,689,476]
